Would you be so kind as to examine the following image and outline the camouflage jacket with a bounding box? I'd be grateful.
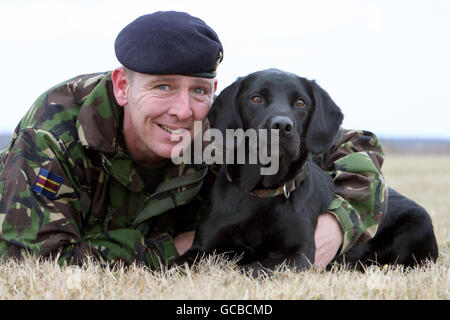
[313,129,387,254]
[0,71,387,268]
[0,72,209,268]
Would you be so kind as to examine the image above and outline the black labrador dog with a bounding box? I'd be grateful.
[173,69,438,275]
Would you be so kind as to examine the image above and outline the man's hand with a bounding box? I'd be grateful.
[173,230,196,255]
[314,213,343,271]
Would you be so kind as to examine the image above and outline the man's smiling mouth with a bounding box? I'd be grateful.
[157,123,188,134]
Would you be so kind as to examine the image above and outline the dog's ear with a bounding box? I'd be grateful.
[207,77,244,133]
[306,81,344,154]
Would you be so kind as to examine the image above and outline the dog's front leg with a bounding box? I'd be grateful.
[171,245,203,267]
[241,248,315,277]
[241,258,292,277]
[171,221,228,268]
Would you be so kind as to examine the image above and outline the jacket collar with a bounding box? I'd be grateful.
[76,72,145,192]
[76,72,124,154]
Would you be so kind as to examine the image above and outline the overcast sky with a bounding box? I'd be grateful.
[1,0,449,138]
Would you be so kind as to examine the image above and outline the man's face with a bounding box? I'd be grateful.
[113,69,217,165]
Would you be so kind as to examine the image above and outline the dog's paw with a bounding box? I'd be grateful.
[171,255,189,268]
[240,261,274,278]
[170,248,202,269]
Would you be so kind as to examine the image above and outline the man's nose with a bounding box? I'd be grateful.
[168,90,193,120]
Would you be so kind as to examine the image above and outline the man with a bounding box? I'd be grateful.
[0,11,386,270]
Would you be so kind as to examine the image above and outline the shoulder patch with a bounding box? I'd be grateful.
[33,168,64,200]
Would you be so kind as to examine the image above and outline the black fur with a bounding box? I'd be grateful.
[173,69,438,275]
[333,188,439,269]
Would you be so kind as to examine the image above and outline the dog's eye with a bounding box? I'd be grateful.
[296,99,306,107]
[251,96,263,104]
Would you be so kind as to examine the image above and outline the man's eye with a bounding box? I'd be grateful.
[157,84,169,90]
[194,88,206,94]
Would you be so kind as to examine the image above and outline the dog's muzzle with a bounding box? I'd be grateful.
[264,115,300,160]
[268,115,294,137]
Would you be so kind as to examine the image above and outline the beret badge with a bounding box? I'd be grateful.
[213,51,223,75]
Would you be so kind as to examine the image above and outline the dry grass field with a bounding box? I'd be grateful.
[0,154,448,300]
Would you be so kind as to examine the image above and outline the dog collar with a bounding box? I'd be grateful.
[225,162,309,199]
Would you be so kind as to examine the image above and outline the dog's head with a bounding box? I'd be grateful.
[209,68,343,159]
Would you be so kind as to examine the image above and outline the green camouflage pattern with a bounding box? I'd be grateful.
[313,129,387,254]
[0,72,207,268]
[0,71,387,267]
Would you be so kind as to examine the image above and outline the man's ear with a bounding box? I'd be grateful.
[213,78,218,94]
[112,67,130,107]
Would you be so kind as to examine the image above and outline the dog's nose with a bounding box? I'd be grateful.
[269,116,294,135]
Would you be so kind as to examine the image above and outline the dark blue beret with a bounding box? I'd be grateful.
[114,11,223,78]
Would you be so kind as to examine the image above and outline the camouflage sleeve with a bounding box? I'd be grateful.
[0,128,158,267]
[316,129,388,254]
